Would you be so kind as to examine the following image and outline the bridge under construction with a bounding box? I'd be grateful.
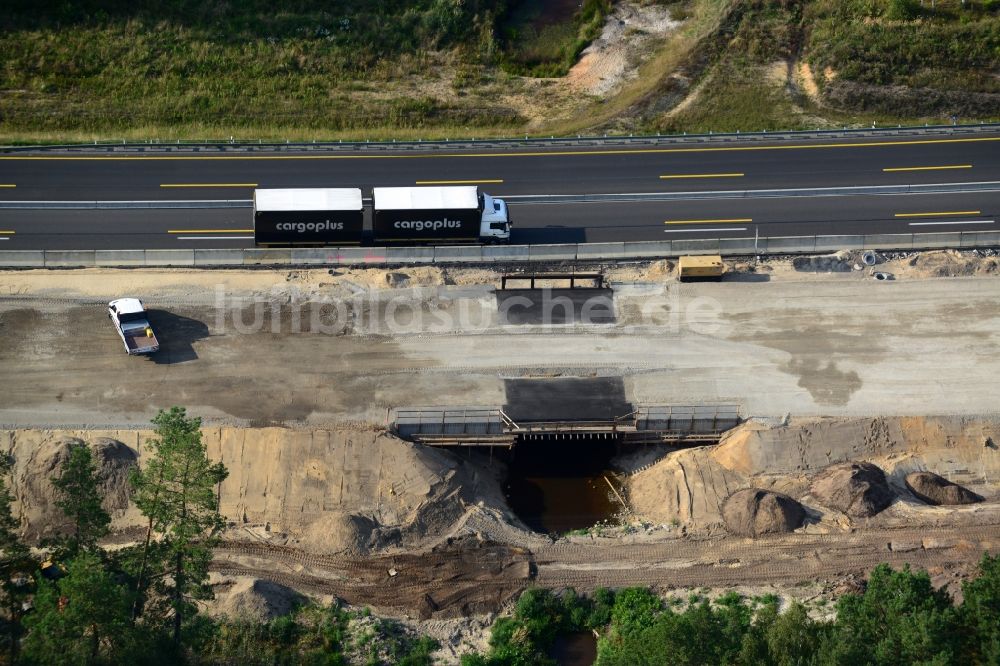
[392,404,740,448]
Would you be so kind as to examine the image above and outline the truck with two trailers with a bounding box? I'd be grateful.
[253,185,511,246]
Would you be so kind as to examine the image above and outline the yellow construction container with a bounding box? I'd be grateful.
[677,255,724,280]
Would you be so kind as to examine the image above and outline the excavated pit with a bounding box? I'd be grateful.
[501,435,625,534]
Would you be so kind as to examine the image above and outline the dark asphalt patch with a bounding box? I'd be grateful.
[503,377,632,422]
[496,288,615,326]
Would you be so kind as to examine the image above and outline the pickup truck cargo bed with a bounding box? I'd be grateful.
[123,327,158,352]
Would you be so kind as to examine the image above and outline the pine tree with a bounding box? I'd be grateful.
[825,563,961,664]
[21,551,136,665]
[51,443,110,557]
[0,455,32,662]
[130,407,228,644]
[960,554,1000,664]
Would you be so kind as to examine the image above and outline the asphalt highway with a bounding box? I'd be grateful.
[1,131,999,249]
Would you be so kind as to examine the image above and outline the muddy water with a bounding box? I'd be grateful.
[503,436,621,534]
[550,632,598,665]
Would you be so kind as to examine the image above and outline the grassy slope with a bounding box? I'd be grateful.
[0,0,515,140]
[0,0,997,142]
[655,0,1000,134]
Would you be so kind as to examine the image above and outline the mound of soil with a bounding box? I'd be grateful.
[902,250,999,278]
[212,577,305,622]
[12,436,139,542]
[299,512,376,556]
[89,437,138,513]
[905,472,983,506]
[810,462,893,517]
[721,488,806,537]
[13,436,78,542]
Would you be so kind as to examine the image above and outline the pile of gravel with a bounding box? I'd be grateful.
[810,462,894,517]
[905,471,982,506]
[721,488,806,537]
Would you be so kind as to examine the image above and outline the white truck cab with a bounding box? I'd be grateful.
[480,192,511,243]
[108,298,159,355]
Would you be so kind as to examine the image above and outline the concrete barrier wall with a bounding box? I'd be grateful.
[244,249,292,265]
[386,247,436,264]
[863,234,913,250]
[194,249,244,266]
[762,237,817,254]
[289,249,330,265]
[0,231,997,269]
[0,250,45,267]
[96,250,145,267]
[332,247,389,265]
[912,233,963,250]
[145,249,194,267]
[44,250,96,267]
[433,246,484,263]
[623,241,672,258]
[576,242,626,259]
[528,244,577,261]
[718,238,759,254]
[671,239,721,254]
[482,245,530,262]
[813,235,865,252]
[961,231,1000,248]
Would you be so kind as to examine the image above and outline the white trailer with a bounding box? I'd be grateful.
[372,185,511,244]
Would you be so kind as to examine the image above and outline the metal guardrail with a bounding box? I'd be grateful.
[0,231,997,268]
[392,404,741,446]
[3,122,999,153]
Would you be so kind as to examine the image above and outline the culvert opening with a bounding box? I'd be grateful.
[501,434,626,534]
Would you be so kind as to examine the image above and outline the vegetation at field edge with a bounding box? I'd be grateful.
[463,557,1000,665]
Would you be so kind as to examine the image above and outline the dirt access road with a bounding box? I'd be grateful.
[209,521,1000,619]
[1,267,1000,427]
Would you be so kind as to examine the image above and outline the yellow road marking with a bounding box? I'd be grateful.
[1,136,998,160]
[665,218,753,225]
[167,229,254,233]
[160,183,257,187]
[414,179,504,185]
[0,184,16,188]
[894,210,981,218]
[883,165,972,172]
[0,231,15,234]
[660,173,743,179]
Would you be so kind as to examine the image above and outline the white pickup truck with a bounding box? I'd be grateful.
[108,298,159,355]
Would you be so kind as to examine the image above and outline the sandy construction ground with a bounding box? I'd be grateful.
[0,256,999,427]
[1,251,998,662]
[2,416,997,626]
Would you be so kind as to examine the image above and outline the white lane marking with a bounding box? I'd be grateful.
[907,220,994,226]
[505,180,1000,202]
[663,227,747,233]
[0,237,8,241]
[176,236,254,240]
[0,199,250,204]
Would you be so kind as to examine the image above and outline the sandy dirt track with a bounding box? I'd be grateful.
[1,264,1000,427]
[206,522,1000,619]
